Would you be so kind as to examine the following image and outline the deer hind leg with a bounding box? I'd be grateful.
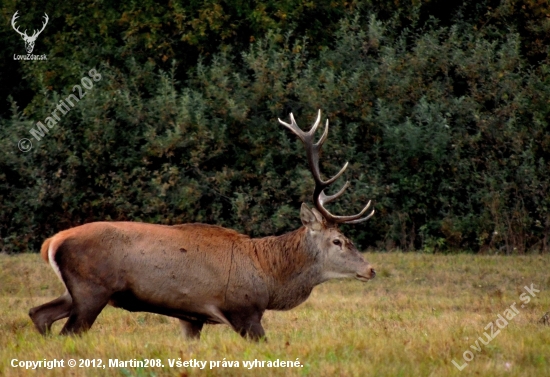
[59,284,110,336]
[179,319,204,339]
[29,291,73,335]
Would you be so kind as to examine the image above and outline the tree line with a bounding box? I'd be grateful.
[1,0,549,253]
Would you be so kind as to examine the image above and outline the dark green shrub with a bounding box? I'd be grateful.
[1,0,549,253]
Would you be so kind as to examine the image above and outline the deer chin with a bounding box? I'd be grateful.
[355,274,372,282]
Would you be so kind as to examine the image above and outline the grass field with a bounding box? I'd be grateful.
[1,252,549,376]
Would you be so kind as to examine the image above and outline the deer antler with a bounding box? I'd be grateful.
[279,110,374,224]
[31,13,49,39]
[11,11,27,38]
[11,11,48,39]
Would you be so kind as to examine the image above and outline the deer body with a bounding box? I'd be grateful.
[29,111,376,340]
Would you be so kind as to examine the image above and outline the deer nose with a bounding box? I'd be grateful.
[370,268,376,278]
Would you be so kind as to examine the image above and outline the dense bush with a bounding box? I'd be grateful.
[1,0,549,253]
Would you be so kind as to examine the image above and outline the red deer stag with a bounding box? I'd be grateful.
[29,110,375,341]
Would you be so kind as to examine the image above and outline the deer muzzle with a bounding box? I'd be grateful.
[356,264,376,281]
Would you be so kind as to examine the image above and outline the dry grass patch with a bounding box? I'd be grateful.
[1,252,549,376]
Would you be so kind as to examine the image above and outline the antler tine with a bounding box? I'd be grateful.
[312,117,349,187]
[278,110,322,143]
[31,13,50,38]
[317,198,374,224]
[11,11,26,37]
[344,208,376,224]
[309,109,322,139]
[32,13,49,38]
[323,161,348,186]
[315,118,329,147]
[278,113,306,143]
[319,181,350,205]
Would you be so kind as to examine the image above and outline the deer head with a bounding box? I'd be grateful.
[11,11,49,54]
[279,110,376,282]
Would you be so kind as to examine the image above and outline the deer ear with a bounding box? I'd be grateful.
[300,203,324,231]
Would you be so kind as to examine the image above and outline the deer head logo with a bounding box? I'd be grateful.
[11,11,49,54]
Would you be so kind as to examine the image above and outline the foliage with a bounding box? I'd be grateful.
[1,0,550,253]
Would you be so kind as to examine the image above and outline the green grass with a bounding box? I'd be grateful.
[1,252,549,376]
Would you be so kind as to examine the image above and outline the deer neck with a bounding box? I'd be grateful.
[252,227,323,310]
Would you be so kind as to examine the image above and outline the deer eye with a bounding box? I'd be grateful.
[332,239,342,246]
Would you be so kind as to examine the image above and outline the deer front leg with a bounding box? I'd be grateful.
[228,311,266,342]
[179,319,204,339]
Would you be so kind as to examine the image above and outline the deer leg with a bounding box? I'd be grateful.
[60,301,107,335]
[179,319,204,339]
[29,291,73,335]
[59,285,109,335]
[228,311,266,342]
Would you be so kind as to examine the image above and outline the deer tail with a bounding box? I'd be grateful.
[40,237,53,262]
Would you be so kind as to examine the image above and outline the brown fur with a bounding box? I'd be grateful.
[251,228,311,280]
[29,209,374,341]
